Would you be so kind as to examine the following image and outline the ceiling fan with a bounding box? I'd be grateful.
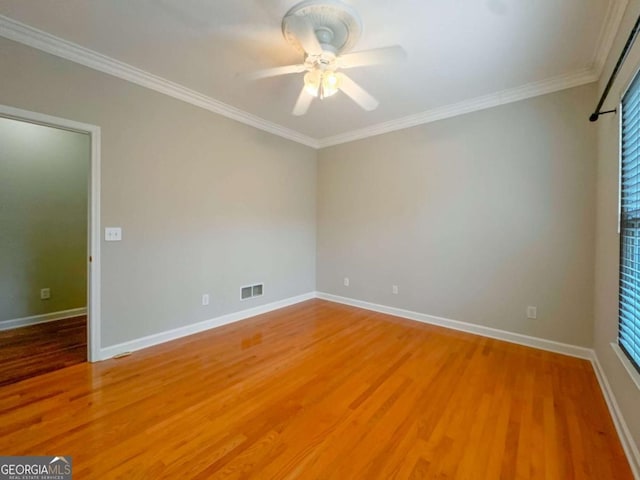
[243,0,407,116]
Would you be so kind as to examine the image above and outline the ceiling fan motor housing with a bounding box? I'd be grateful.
[282,0,363,55]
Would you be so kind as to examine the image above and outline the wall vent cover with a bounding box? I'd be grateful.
[241,283,264,300]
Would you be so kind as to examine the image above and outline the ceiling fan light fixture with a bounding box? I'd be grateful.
[303,70,320,97]
[322,71,339,97]
[304,69,339,99]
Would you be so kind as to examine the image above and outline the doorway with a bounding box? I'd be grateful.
[0,105,101,385]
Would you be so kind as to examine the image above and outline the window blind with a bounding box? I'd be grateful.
[619,70,640,374]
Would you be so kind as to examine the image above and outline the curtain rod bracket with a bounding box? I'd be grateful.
[590,14,640,122]
[589,109,618,122]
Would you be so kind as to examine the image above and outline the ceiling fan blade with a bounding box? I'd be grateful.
[339,46,407,69]
[240,64,306,81]
[286,15,323,55]
[293,87,314,116]
[337,73,379,111]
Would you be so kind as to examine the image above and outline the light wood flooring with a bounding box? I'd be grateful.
[0,315,86,386]
[0,300,632,478]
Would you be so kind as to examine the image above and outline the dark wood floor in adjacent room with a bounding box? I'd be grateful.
[0,315,86,387]
[0,300,632,479]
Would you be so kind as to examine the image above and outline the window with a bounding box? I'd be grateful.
[619,71,640,374]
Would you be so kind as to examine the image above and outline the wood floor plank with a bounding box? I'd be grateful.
[0,316,86,386]
[0,300,633,478]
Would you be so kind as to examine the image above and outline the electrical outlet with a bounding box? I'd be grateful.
[527,306,537,319]
[40,288,51,300]
[202,294,210,306]
[392,285,399,294]
[105,227,122,241]
[344,277,350,287]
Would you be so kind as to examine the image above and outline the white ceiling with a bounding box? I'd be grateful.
[0,0,624,146]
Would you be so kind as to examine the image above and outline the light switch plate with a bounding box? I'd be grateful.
[105,227,122,241]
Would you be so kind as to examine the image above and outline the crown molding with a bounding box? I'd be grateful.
[0,15,320,149]
[317,67,598,148]
[0,12,607,151]
[592,0,628,77]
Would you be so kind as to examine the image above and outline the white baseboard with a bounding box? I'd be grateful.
[0,307,87,331]
[98,292,315,360]
[315,292,592,359]
[591,352,640,479]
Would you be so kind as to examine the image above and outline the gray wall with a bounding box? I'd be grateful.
[0,117,88,321]
[318,84,597,347]
[0,37,317,347]
[594,0,640,457]
[1,14,637,465]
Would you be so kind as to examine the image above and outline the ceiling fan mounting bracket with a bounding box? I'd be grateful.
[282,0,363,55]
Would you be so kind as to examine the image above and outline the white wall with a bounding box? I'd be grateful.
[317,84,597,347]
[594,0,640,459]
[0,117,88,322]
[0,37,317,347]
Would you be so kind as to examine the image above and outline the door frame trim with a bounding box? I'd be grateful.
[0,104,101,362]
